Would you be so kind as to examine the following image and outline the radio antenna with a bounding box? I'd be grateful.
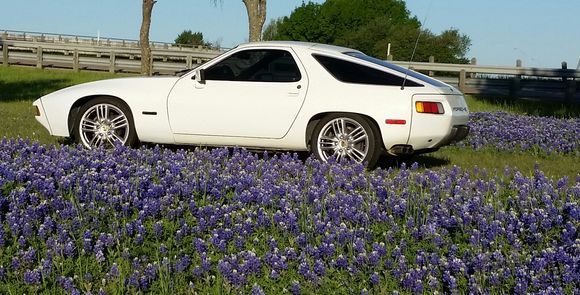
[401,0,433,90]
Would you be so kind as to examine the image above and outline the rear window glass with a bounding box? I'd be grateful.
[313,54,422,87]
[346,52,447,87]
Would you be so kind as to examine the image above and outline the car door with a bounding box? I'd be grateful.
[167,47,308,140]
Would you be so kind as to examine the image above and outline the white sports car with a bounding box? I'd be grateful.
[33,41,469,167]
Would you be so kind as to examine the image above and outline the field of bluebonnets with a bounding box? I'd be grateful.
[0,109,579,294]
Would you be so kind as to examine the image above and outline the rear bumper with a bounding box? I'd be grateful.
[436,124,470,147]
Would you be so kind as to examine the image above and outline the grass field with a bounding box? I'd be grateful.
[0,66,578,178]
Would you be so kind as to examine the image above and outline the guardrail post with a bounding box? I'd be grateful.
[469,58,477,78]
[2,32,8,66]
[37,46,43,69]
[73,49,79,72]
[459,70,466,92]
[186,55,193,69]
[562,61,575,104]
[428,56,435,76]
[510,59,522,98]
[110,51,116,73]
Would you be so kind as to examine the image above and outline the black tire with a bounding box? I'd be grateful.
[73,97,137,149]
[310,113,381,168]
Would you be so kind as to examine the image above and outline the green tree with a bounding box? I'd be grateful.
[267,0,471,63]
[175,30,207,46]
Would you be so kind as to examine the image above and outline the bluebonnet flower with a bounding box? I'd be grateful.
[251,284,266,295]
[24,268,41,285]
[290,280,300,295]
[370,272,380,286]
[109,263,120,278]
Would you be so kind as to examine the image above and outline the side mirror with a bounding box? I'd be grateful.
[194,69,206,84]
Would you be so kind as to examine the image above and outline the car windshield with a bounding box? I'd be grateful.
[345,52,447,88]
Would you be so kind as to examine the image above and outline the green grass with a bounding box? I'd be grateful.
[411,147,578,179]
[0,66,578,179]
[464,95,580,118]
[0,66,130,145]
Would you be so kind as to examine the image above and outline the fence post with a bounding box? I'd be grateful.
[428,56,435,77]
[469,58,477,78]
[73,49,79,72]
[2,32,8,66]
[110,51,116,73]
[37,46,43,69]
[459,70,466,92]
[186,55,193,69]
[510,59,522,98]
[562,61,575,104]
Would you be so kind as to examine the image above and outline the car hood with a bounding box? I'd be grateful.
[42,76,180,100]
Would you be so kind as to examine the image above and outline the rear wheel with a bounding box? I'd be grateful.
[311,113,381,167]
[73,97,137,149]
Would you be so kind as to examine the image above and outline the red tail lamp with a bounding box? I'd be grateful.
[416,101,444,114]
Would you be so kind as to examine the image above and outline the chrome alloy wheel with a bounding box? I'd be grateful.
[79,103,130,148]
[316,117,370,163]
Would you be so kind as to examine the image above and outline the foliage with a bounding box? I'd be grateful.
[266,0,471,63]
[174,30,208,47]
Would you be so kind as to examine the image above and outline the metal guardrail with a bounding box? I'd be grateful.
[1,30,578,102]
[389,60,579,102]
[0,30,223,75]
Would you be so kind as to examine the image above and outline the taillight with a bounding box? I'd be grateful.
[416,101,444,114]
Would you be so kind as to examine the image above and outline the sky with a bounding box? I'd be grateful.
[1,0,579,68]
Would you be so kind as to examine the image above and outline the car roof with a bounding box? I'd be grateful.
[236,41,361,55]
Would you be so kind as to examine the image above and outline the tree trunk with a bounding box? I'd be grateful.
[242,0,267,42]
[140,0,156,76]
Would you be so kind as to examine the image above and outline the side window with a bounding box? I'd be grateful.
[313,54,422,87]
[205,49,301,82]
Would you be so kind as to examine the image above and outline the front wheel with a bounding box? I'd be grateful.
[311,114,381,168]
[73,97,137,149]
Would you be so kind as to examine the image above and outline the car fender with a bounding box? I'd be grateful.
[35,77,179,143]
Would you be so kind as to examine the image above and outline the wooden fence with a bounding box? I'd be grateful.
[1,30,579,102]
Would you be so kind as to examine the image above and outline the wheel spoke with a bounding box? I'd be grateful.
[332,118,345,136]
[319,136,337,150]
[109,132,125,144]
[96,104,109,121]
[348,147,366,163]
[110,115,128,130]
[348,126,367,143]
[81,119,99,132]
[89,134,103,147]
[334,150,343,163]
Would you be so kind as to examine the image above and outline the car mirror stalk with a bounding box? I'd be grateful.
[194,69,206,84]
